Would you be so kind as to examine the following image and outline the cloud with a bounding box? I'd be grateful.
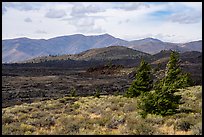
[114,2,149,11]
[24,17,32,23]
[77,25,104,33]
[67,16,105,33]
[118,19,130,24]
[45,9,67,18]
[72,17,94,27]
[143,2,202,24]
[35,30,47,34]
[2,2,201,43]
[3,2,41,11]
[154,33,176,41]
[168,10,201,24]
[159,2,202,24]
[2,5,7,15]
[70,4,105,17]
[66,3,106,33]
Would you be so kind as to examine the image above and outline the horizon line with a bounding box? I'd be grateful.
[2,33,202,43]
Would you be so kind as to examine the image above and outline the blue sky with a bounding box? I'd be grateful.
[2,2,202,43]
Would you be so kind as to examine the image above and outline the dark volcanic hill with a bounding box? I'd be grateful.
[24,46,150,63]
[2,34,202,63]
[151,50,202,65]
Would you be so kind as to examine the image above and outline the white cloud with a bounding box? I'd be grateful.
[118,19,130,24]
[114,2,150,11]
[35,30,47,34]
[67,16,105,33]
[70,3,105,17]
[2,2,202,43]
[180,2,202,9]
[166,2,202,24]
[66,3,106,34]
[24,17,32,23]
[45,9,67,18]
[2,5,7,15]
[3,2,42,11]
[169,11,201,24]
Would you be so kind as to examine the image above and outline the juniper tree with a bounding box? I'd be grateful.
[139,51,193,117]
[159,51,193,91]
[125,59,153,98]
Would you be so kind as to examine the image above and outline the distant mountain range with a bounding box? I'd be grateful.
[2,34,202,63]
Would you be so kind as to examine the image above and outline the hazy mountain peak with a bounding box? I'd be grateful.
[101,33,113,37]
[140,37,162,42]
[90,33,115,38]
[71,34,85,37]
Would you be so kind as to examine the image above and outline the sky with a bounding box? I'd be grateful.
[2,2,202,43]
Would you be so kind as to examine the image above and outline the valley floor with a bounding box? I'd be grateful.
[2,86,202,135]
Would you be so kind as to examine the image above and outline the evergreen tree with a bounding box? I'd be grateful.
[139,51,193,117]
[162,51,193,90]
[125,59,153,98]
[177,72,194,88]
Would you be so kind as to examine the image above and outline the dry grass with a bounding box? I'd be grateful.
[2,86,202,135]
[158,124,193,135]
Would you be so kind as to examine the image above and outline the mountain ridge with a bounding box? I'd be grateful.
[2,34,202,63]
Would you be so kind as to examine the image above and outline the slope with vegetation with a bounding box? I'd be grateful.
[2,86,202,135]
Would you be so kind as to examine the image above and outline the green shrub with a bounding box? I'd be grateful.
[118,102,124,107]
[58,97,77,104]
[57,115,82,134]
[106,115,125,129]
[18,113,30,122]
[19,123,35,133]
[123,102,137,113]
[94,89,100,98]
[70,88,77,97]
[177,121,192,131]
[2,114,15,124]
[195,91,202,100]
[2,123,21,135]
[96,117,110,127]
[72,103,80,109]
[109,104,119,111]
[144,115,164,125]
[126,118,155,135]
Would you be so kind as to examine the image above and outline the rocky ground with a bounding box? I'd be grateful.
[2,65,133,108]
[2,54,202,108]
